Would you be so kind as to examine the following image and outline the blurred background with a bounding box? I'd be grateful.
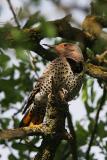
[0,0,107,160]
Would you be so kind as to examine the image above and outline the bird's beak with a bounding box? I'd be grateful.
[42,44,55,48]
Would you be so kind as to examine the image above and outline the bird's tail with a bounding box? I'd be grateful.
[19,110,32,127]
[19,106,45,127]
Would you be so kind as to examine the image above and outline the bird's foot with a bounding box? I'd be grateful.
[29,122,43,130]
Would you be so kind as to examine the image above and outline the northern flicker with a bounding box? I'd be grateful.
[19,43,84,127]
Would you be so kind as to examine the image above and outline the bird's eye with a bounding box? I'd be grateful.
[64,44,68,47]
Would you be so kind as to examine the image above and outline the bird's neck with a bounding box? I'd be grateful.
[66,58,83,73]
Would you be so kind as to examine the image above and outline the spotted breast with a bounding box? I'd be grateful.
[19,43,84,127]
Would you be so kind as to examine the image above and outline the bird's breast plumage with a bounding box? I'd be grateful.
[20,43,84,127]
[37,57,84,102]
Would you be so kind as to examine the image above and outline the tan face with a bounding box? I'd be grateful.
[55,43,84,62]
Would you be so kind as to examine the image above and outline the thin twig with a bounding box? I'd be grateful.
[86,88,106,160]
[26,50,37,71]
[6,0,20,28]
[67,110,78,160]
[12,107,23,117]
[96,50,107,65]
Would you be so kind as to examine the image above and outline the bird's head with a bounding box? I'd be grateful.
[43,43,84,63]
[54,43,84,63]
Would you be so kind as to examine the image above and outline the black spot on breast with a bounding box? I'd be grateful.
[67,58,83,73]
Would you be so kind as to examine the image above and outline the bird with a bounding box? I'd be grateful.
[19,43,84,127]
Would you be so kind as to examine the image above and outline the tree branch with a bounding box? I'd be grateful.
[67,110,78,160]
[0,15,87,57]
[96,50,107,65]
[6,0,20,28]
[86,88,107,160]
[0,15,107,81]
[0,80,72,160]
[85,63,107,81]
[34,80,71,160]
[0,124,48,141]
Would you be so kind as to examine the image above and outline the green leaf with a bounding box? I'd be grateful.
[54,140,70,160]
[40,17,57,37]
[13,118,20,128]
[23,11,40,28]
[82,82,88,102]
[86,48,95,59]
[97,121,107,139]
[90,85,96,103]
[8,154,18,160]
[85,102,94,116]
[76,122,88,146]
[16,48,28,62]
[11,29,22,41]
[0,53,10,68]
[0,79,23,106]
[0,67,14,77]
[1,118,10,129]
[12,143,28,151]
